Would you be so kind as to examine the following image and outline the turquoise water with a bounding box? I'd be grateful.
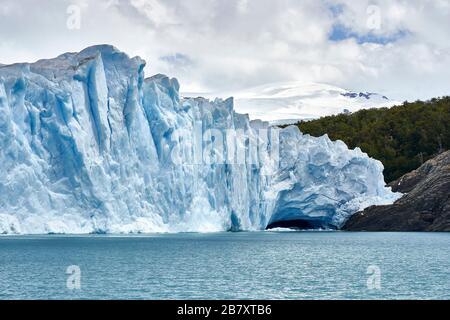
[0,232,449,300]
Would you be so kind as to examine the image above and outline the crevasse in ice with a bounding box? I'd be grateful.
[0,45,401,234]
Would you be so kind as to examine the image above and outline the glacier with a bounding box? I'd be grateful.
[0,45,401,234]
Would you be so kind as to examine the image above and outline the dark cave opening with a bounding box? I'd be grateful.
[266,219,338,230]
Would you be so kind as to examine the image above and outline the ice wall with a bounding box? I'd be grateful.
[0,45,401,234]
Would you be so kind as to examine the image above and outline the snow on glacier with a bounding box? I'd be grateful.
[184,82,399,124]
[0,45,401,234]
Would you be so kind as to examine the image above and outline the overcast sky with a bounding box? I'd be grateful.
[0,0,449,100]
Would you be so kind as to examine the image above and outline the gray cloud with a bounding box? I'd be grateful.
[0,0,449,100]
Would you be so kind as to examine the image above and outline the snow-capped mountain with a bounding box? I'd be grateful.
[0,45,400,234]
[186,82,399,124]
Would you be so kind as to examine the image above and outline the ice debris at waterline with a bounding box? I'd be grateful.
[0,45,401,234]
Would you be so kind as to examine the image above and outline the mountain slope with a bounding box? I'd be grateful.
[185,82,398,124]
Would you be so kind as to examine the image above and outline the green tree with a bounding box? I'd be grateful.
[295,97,450,182]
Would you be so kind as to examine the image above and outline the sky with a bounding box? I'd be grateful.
[0,0,449,101]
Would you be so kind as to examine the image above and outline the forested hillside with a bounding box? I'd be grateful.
[296,97,450,182]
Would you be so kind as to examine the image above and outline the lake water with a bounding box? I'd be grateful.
[0,232,449,300]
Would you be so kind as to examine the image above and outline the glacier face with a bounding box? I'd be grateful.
[0,45,401,234]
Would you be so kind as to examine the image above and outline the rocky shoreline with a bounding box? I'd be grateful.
[344,151,450,232]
